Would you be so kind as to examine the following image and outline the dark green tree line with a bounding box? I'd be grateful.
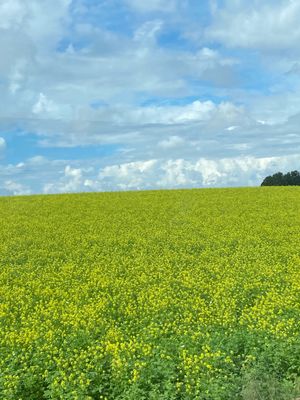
[261,170,300,186]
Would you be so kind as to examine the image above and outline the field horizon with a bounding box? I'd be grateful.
[0,185,262,199]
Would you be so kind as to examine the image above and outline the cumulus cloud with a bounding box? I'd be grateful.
[44,165,87,193]
[1,180,31,196]
[95,154,300,191]
[1,150,300,196]
[99,160,157,190]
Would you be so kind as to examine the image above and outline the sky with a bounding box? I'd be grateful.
[1,0,300,195]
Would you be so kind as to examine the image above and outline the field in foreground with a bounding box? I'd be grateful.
[0,187,300,399]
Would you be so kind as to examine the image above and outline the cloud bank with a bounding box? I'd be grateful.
[1,0,300,194]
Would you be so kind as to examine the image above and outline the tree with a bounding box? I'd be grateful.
[261,170,300,186]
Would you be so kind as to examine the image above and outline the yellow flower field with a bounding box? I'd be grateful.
[0,187,299,399]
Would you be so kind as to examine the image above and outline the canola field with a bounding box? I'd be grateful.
[0,187,300,399]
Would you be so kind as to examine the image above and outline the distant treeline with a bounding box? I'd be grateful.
[261,170,300,186]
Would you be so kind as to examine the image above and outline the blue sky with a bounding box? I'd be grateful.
[1,0,300,195]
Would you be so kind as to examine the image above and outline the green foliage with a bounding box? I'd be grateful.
[261,170,300,186]
[0,187,300,399]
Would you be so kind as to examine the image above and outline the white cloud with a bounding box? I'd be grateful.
[27,155,48,165]
[94,154,300,191]
[65,165,82,178]
[226,125,239,131]
[9,60,26,94]
[0,0,71,47]
[194,159,225,185]
[61,165,83,192]
[2,180,31,195]
[158,135,185,149]
[97,100,242,127]
[0,42,239,150]
[134,20,163,43]
[206,0,300,51]
[44,164,94,194]
[12,97,247,149]
[105,159,156,176]
[32,93,57,115]
[2,151,300,196]
[0,0,27,30]
[228,143,250,151]
[158,159,195,187]
[0,0,239,148]
[0,0,72,127]
[83,179,97,189]
[99,160,157,190]
[1,0,300,195]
